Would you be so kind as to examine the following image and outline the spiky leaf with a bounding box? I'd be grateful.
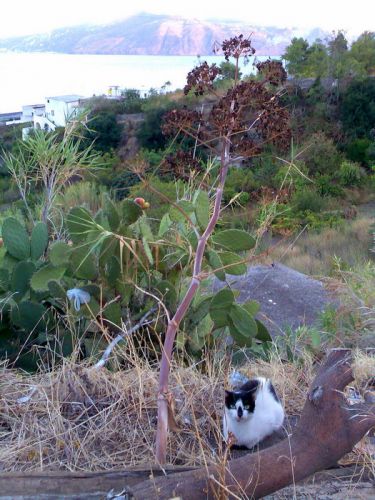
[122,199,143,225]
[142,237,154,265]
[0,268,9,292]
[70,246,98,280]
[104,302,122,326]
[2,252,18,272]
[105,196,120,231]
[11,261,36,299]
[31,265,66,292]
[158,213,172,237]
[66,207,96,243]
[2,217,30,260]
[30,222,49,260]
[48,280,67,300]
[11,301,46,333]
[212,229,256,252]
[139,219,153,241]
[170,200,195,223]
[80,297,100,318]
[99,236,118,267]
[106,256,121,286]
[49,241,71,266]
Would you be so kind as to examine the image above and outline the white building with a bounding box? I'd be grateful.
[22,95,85,139]
[35,95,85,131]
[21,104,45,122]
[107,86,121,98]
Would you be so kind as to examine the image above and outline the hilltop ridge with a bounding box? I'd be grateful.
[0,13,328,56]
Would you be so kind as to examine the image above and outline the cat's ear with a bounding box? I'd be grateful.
[225,390,234,403]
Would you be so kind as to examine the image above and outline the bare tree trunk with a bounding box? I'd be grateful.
[155,140,231,464]
[133,349,375,499]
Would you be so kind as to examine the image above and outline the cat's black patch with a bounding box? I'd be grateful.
[225,378,259,413]
[225,390,237,408]
[240,379,260,393]
[269,382,280,402]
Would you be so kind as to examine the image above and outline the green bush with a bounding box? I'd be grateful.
[340,78,375,139]
[55,182,108,214]
[137,103,175,150]
[121,89,143,114]
[273,160,310,190]
[223,168,258,203]
[252,156,280,187]
[128,177,182,221]
[84,110,123,153]
[292,188,325,213]
[345,138,371,165]
[315,174,343,197]
[111,171,142,200]
[338,160,365,187]
[300,132,342,175]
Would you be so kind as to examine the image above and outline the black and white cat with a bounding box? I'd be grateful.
[223,377,284,449]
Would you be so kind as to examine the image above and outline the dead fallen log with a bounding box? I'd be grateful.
[0,465,198,498]
[131,348,375,499]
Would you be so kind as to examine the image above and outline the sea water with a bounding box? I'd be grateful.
[0,52,271,112]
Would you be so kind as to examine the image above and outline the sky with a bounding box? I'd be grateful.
[1,0,374,39]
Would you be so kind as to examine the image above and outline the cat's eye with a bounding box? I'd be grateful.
[230,404,236,409]
[243,405,250,410]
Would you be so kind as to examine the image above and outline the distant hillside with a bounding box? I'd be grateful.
[0,13,328,56]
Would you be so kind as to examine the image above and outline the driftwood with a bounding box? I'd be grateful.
[132,348,375,499]
[0,465,198,498]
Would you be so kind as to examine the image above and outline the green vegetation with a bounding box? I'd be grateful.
[283,31,375,79]
[0,31,373,377]
[0,33,374,488]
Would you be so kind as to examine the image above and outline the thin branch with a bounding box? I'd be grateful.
[93,307,157,369]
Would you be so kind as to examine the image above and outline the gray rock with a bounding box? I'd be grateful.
[212,263,337,336]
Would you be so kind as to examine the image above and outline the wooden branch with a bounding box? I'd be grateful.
[155,139,231,463]
[0,465,198,498]
[132,349,375,499]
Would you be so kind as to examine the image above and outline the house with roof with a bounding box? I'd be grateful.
[35,95,85,130]
[22,95,86,139]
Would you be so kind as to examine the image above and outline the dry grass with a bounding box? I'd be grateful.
[0,344,373,476]
[269,217,373,277]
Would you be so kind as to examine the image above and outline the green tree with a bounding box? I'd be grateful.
[121,88,143,113]
[306,40,328,77]
[301,132,342,175]
[327,31,349,78]
[85,111,122,153]
[350,31,375,74]
[218,61,242,81]
[340,78,375,138]
[283,37,310,77]
[137,104,174,150]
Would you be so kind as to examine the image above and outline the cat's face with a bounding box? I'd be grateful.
[225,389,256,422]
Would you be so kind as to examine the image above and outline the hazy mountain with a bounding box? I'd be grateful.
[0,13,328,56]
